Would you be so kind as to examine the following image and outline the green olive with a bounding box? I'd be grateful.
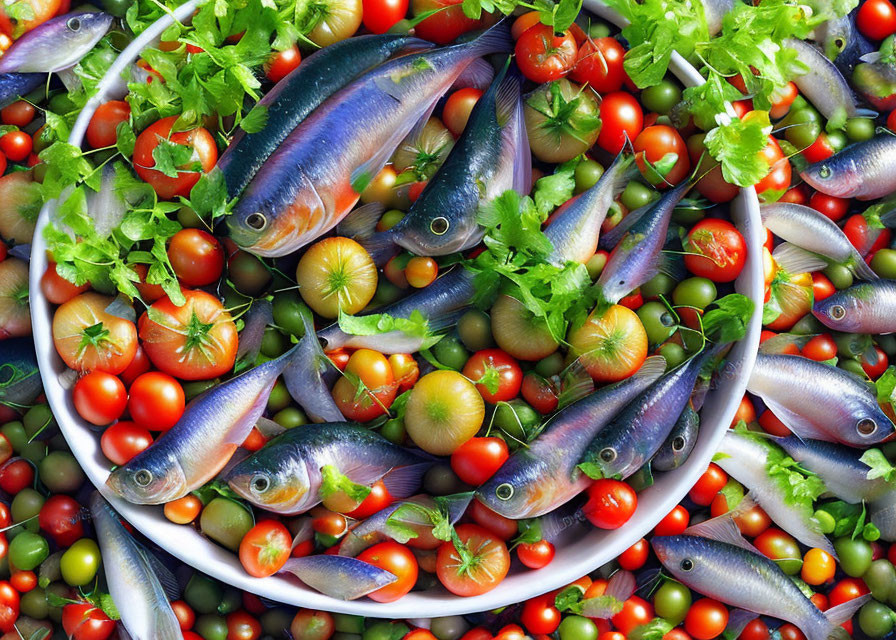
[835,536,873,577]
[39,452,84,493]
[457,310,494,352]
[574,159,605,193]
[431,335,470,370]
[60,538,101,586]
[199,498,254,552]
[185,574,223,614]
[272,407,308,429]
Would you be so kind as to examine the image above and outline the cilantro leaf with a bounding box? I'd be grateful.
[703,111,772,188]
[702,293,755,343]
[150,136,199,178]
[860,449,896,484]
[533,157,580,216]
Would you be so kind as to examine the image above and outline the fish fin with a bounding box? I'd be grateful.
[452,57,495,90]
[438,492,475,524]
[338,203,385,239]
[279,555,398,600]
[761,395,835,442]
[236,299,273,364]
[849,252,880,281]
[633,354,669,382]
[381,462,433,498]
[598,202,651,250]
[659,250,686,281]
[465,18,513,57]
[556,359,595,410]
[492,63,531,195]
[283,313,346,423]
[255,416,286,439]
[855,107,879,118]
[725,609,759,639]
[861,51,881,63]
[684,494,764,555]
[139,546,181,601]
[604,569,637,603]
[772,242,830,274]
[809,594,872,640]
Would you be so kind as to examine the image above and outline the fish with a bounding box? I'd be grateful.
[317,266,476,353]
[577,345,722,481]
[475,356,667,519]
[226,22,511,257]
[543,154,638,267]
[653,525,866,640]
[0,12,112,74]
[801,134,896,201]
[338,496,439,557]
[217,34,433,200]
[815,9,875,75]
[852,59,896,112]
[356,59,530,262]
[224,422,433,515]
[105,324,343,504]
[652,402,700,472]
[89,493,182,640]
[813,280,896,334]
[747,352,894,446]
[784,38,875,121]
[715,430,836,555]
[0,73,44,109]
[760,203,879,281]
[279,554,398,600]
[595,179,691,304]
[0,337,41,409]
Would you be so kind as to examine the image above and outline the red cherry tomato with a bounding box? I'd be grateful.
[597,92,643,153]
[684,218,747,282]
[857,0,896,40]
[86,100,130,149]
[437,524,510,596]
[520,372,558,414]
[802,334,838,361]
[0,459,33,495]
[514,25,578,83]
[127,371,185,431]
[39,495,85,547]
[168,228,225,287]
[520,593,562,634]
[688,463,728,506]
[133,116,218,200]
[101,421,153,466]
[517,539,555,569]
[450,437,509,486]
[654,505,690,536]
[612,596,653,635]
[809,192,850,222]
[357,542,418,602]
[239,520,292,578]
[582,479,637,529]
[0,130,32,162]
[634,125,691,186]
[618,538,649,570]
[685,598,729,640]
[72,371,128,426]
[462,349,523,403]
[0,101,35,128]
[362,0,408,33]
[265,45,301,83]
[443,87,483,137]
[62,603,115,640]
[570,37,626,93]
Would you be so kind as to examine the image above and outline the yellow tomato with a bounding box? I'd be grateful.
[296,237,378,318]
[404,371,484,455]
[568,304,648,382]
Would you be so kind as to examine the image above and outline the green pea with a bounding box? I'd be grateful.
[558,616,599,640]
[659,342,687,369]
[431,617,469,640]
[11,489,43,533]
[185,575,223,614]
[783,108,821,149]
[641,80,682,115]
[272,294,309,337]
[381,418,406,445]
[814,509,836,534]
[20,588,49,619]
[200,498,254,552]
[0,421,26,452]
[859,601,895,638]
[195,614,229,640]
[272,407,308,429]
[535,352,565,378]
[379,209,405,231]
[864,559,896,602]
[641,273,676,300]
[364,621,410,640]
[333,614,365,634]
[494,399,539,443]
[431,335,469,370]
[824,263,853,290]
[229,252,272,297]
[457,310,494,352]
[653,580,692,624]
[872,249,896,279]
[60,538,100,586]
[39,451,84,494]
[23,405,55,440]
[621,182,655,211]
[637,301,677,345]
[585,252,608,279]
[574,159,605,193]
[835,536,873,577]
[673,277,717,310]
[845,117,876,142]
[9,532,49,571]
[267,379,292,413]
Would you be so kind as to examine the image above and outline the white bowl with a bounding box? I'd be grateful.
[29,0,763,617]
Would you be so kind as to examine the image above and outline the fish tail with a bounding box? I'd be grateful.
[849,251,880,281]
[465,17,513,58]
[772,242,830,275]
[807,594,870,640]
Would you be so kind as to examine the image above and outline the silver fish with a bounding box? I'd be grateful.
[0,337,41,409]
[0,12,112,74]
[815,9,875,75]
[89,493,182,640]
[801,134,896,201]
[475,356,667,519]
[747,353,894,446]
[813,280,896,334]
[760,203,878,280]
[279,555,397,600]
[652,403,700,472]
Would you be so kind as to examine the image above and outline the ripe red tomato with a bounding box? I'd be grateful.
[0,130,32,162]
[450,437,509,485]
[411,0,483,44]
[684,218,747,282]
[0,459,33,494]
[570,37,626,93]
[739,619,769,640]
[654,505,690,536]
[829,577,870,606]
[265,45,301,83]
[844,213,892,256]
[357,542,419,602]
[517,539,555,569]
[469,499,518,540]
[62,603,115,640]
[582,479,637,529]
[684,598,729,640]
[754,139,791,199]
[812,272,836,301]
[362,0,408,33]
[801,132,837,164]
[437,524,510,596]
[345,480,393,519]
[634,125,691,186]
[520,372,558,414]
[597,92,643,153]
[0,101,35,128]
[72,371,128,426]
[171,600,195,630]
[133,116,218,200]
[39,495,85,547]
[462,349,523,403]
[0,581,18,633]
[612,596,653,635]
[443,88,483,137]
[10,570,35,593]
[520,593,562,634]
[86,100,130,149]
[809,192,850,222]
[332,349,397,422]
[239,520,292,578]
[101,421,153,466]
[857,0,896,39]
[688,463,728,506]
[618,538,649,570]
[119,344,152,387]
[802,334,838,361]
[514,25,578,83]
[168,228,225,287]
[127,371,185,431]
[862,346,889,379]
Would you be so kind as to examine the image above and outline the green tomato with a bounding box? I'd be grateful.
[814,509,836,534]
[229,252,271,297]
[431,335,469,370]
[423,463,469,495]
[11,488,43,533]
[431,616,469,640]
[827,130,848,152]
[641,80,682,115]
[845,117,876,142]
[558,616,599,640]
[60,538,101,586]
[621,182,655,211]
[653,580,692,624]
[574,159,605,194]
[182,378,218,401]
[0,421,26,452]
[783,108,821,149]
[19,441,46,466]
[641,273,676,300]
[267,379,292,413]
[195,614,229,640]
[790,314,824,335]
[864,559,896,602]
[673,277,717,310]
[272,407,308,429]
[185,574,223,614]
[835,536,873,577]
[379,209,405,231]
[637,301,677,345]
[457,310,494,352]
[365,621,410,640]
[9,532,49,571]
[260,328,289,359]
[217,586,242,614]
[535,352,565,378]
[824,263,853,290]
[493,399,539,443]
[659,342,687,369]
[858,601,895,638]
[20,588,49,619]
[840,358,868,378]
[381,418,406,445]
[39,451,84,494]
[23,404,55,440]
[585,252,608,280]
[672,204,705,226]
[587,21,611,38]
[261,607,295,638]
[272,295,310,337]
[871,249,896,279]
[200,498,254,552]
[333,614,365,634]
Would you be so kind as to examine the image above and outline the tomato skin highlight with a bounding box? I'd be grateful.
[858,0,896,39]
[450,437,509,485]
[362,0,409,33]
[127,371,185,431]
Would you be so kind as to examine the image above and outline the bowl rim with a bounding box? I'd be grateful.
[28,0,763,617]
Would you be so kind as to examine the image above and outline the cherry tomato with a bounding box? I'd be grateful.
[634,125,691,186]
[239,520,292,578]
[812,272,836,302]
[801,548,836,585]
[450,437,509,485]
[362,0,408,33]
[86,100,130,149]
[739,620,769,640]
[829,577,870,606]
[265,45,301,83]
[10,570,35,593]
[437,524,510,596]
[0,581,18,633]
[612,596,653,635]
[684,218,747,282]
[443,88,483,137]
[101,421,153,466]
[133,116,218,200]
[654,505,690,536]
[357,541,419,602]
[332,349,397,421]
[171,600,195,630]
[62,603,115,640]
[809,192,850,222]
[119,344,152,388]
[0,101,34,128]
[345,480,393,519]
[405,256,438,288]
[412,0,483,44]
[168,229,225,287]
[164,495,203,525]
[462,349,523,403]
[0,459,33,495]
[0,130,31,162]
[388,353,420,393]
[684,598,728,640]
[520,372,558,414]
[802,334,838,361]
[39,495,85,547]
[857,0,896,39]
[844,213,892,256]
[862,346,889,379]
[515,25,578,83]
[688,463,728,506]
[511,12,541,39]
[469,500,518,540]
[570,37,626,93]
[582,479,637,529]
[72,371,127,425]
[618,538,649,570]
[754,142,791,199]
[520,593,562,634]
[597,91,643,154]
[517,539,555,569]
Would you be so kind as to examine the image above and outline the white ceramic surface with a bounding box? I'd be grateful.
[28,0,763,617]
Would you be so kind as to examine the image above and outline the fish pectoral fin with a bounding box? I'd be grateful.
[761,395,835,443]
[452,57,495,91]
[725,609,760,640]
[684,493,764,555]
[338,203,386,240]
[381,462,433,498]
[283,313,346,423]
[136,544,181,601]
[772,242,830,275]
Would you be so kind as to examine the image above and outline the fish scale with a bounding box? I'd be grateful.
[801,134,896,201]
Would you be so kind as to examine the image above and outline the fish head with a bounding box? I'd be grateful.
[812,285,872,333]
[392,200,477,256]
[474,454,549,519]
[105,453,187,504]
[846,401,896,445]
[579,434,632,481]
[651,535,715,589]
[800,155,862,199]
[60,12,113,45]
[225,452,311,513]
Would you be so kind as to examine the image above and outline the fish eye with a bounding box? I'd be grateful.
[680,558,694,571]
[672,436,686,452]
[858,418,878,437]
[599,447,617,463]
[134,470,153,487]
[829,304,846,320]
[819,165,832,179]
[430,217,449,236]
[67,17,81,30]
[495,483,514,501]
[834,37,845,49]
[251,474,270,494]
[246,212,267,231]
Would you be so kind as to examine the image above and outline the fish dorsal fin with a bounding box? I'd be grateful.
[380,462,432,499]
[757,334,813,355]
[255,416,286,439]
[604,569,636,602]
[772,242,830,275]
[338,202,385,240]
[493,63,531,196]
[452,57,495,91]
[684,494,763,555]
[634,354,668,383]
[137,545,181,601]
